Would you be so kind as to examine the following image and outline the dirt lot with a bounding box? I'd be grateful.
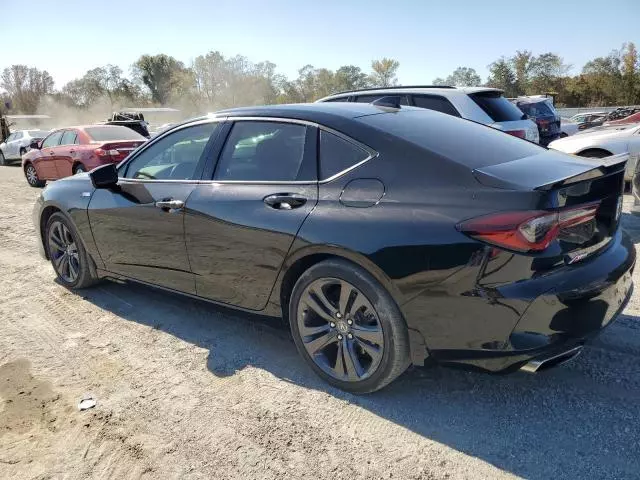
[1,164,639,480]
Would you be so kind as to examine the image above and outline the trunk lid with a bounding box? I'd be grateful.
[474,151,626,261]
[94,140,144,162]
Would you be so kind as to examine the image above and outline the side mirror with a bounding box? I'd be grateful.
[30,139,41,149]
[90,163,118,189]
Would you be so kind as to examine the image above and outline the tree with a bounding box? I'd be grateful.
[133,54,190,105]
[621,42,639,104]
[510,50,534,95]
[528,53,570,93]
[434,67,481,87]
[0,65,54,114]
[334,66,370,92]
[369,58,400,87]
[486,58,518,97]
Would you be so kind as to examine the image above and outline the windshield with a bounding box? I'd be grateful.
[85,126,146,141]
[517,101,555,118]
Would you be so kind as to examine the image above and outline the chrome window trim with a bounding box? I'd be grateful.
[116,116,379,186]
[118,118,223,177]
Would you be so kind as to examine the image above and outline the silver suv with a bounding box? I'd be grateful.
[317,86,540,143]
[0,129,50,165]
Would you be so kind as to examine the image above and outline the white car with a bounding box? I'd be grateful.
[317,86,540,143]
[0,129,50,165]
[560,118,579,137]
[549,124,640,182]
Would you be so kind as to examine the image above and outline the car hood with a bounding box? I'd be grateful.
[548,125,637,152]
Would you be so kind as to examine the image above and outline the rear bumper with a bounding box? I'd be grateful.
[419,229,635,372]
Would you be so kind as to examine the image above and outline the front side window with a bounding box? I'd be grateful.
[60,130,78,145]
[319,130,370,180]
[124,122,217,180]
[14,132,23,140]
[5,133,15,142]
[215,121,308,181]
[42,131,63,149]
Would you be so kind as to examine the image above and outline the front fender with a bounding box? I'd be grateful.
[34,176,102,269]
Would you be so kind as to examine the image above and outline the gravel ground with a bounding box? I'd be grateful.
[0,164,639,480]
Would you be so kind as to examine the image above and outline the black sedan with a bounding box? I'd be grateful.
[33,103,635,393]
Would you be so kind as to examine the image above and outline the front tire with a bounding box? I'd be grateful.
[24,163,46,187]
[45,213,99,289]
[289,259,410,393]
[0,151,6,166]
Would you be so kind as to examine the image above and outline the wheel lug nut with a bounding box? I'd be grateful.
[337,334,343,340]
[347,333,353,339]
[336,312,342,319]
[330,322,336,328]
[347,319,353,325]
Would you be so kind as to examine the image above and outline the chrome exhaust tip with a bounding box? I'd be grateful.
[520,346,583,373]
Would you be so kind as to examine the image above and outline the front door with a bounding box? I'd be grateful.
[185,119,318,310]
[55,130,79,177]
[36,131,63,179]
[88,121,221,293]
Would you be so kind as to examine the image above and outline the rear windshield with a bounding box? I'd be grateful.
[358,109,544,169]
[85,126,146,141]
[470,92,525,122]
[517,101,555,118]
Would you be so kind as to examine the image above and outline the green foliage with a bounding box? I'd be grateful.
[2,42,639,115]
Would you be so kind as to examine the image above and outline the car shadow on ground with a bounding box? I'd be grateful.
[78,278,640,480]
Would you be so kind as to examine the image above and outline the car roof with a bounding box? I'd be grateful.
[210,102,424,122]
[317,86,503,101]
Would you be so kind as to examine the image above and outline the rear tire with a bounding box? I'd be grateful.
[24,163,46,187]
[73,164,86,174]
[289,259,410,393]
[19,147,26,157]
[45,213,99,289]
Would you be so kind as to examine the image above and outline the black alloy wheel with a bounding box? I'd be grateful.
[297,278,385,382]
[48,220,81,284]
[290,259,410,393]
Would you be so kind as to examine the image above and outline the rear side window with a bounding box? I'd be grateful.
[470,92,524,122]
[324,97,350,102]
[85,126,146,141]
[215,121,309,181]
[412,95,460,117]
[319,130,370,180]
[354,94,410,105]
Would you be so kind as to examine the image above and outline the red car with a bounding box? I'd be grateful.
[605,111,640,126]
[22,125,146,187]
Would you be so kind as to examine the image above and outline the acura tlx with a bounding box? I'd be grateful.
[33,101,635,392]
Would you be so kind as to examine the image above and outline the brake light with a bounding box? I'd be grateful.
[457,204,599,252]
[95,148,120,157]
[505,129,526,139]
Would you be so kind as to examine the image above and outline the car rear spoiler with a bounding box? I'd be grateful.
[473,151,628,191]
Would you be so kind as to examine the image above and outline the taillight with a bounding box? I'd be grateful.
[505,129,526,139]
[95,148,120,157]
[457,204,599,252]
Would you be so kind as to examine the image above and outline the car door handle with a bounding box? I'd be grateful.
[69,150,75,154]
[263,193,307,210]
[155,199,185,210]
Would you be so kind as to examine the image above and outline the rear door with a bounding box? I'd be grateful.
[88,121,221,293]
[55,130,79,177]
[185,119,318,310]
[36,131,63,179]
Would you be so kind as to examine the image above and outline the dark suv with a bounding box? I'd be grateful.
[513,98,561,146]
